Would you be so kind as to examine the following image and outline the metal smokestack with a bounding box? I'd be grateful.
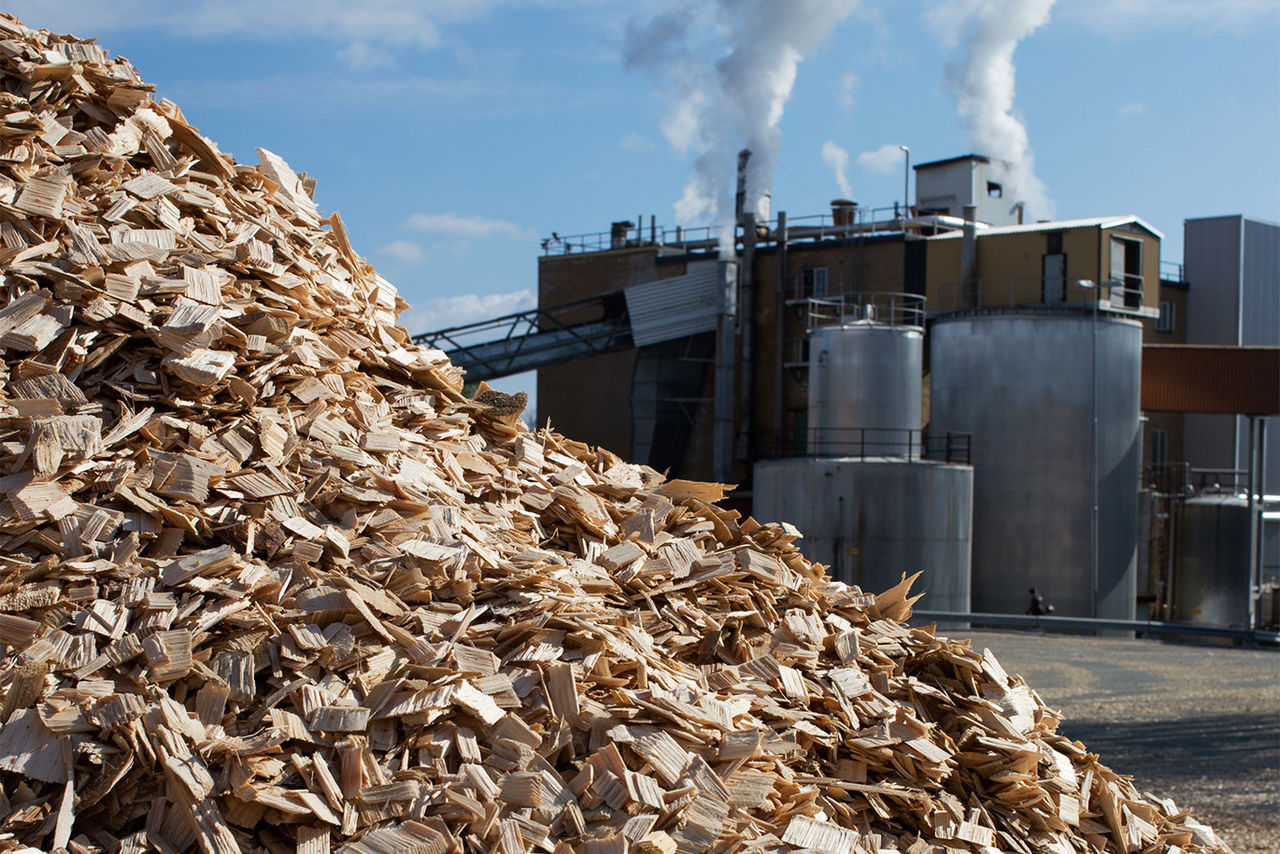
[735,148,751,226]
[831,199,856,227]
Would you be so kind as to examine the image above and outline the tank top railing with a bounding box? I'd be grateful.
[805,292,926,332]
[765,428,971,463]
[933,278,1150,316]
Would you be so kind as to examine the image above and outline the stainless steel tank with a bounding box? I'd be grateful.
[753,458,972,613]
[929,311,1143,619]
[1172,496,1251,626]
[808,321,922,455]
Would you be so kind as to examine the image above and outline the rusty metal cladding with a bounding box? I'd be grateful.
[1141,345,1280,415]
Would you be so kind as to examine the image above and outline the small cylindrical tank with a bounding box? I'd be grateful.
[930,310,1143,620]
[754,458,972,612]
[808,321,922,455]
[1172,496,1251,626]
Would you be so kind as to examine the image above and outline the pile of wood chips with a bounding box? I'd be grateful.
[0,13,1232,854]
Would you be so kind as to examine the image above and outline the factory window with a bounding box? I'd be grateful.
[1150,429,1168,466]
[802,267,828,298]
[986,181,1003,198]
[1156,300,1175,332]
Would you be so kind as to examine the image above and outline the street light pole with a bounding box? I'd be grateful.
[1075,279,1099,618]
[899,145,910,216]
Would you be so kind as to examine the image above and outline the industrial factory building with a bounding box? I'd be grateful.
[536,155,1164,488]
[420,153,1278,631]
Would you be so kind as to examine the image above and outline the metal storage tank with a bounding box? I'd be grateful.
[808,320,922,454]
[1172,496,1251,626]
[754,458,972,612]
[930,310,1143,620]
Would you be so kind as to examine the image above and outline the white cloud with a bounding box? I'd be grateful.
[340,41,397,69]
[1117,102,1146,117]
[821,141,853,199]
[619,132,655,151]
[857,142,905,175]
[378,240,426,264]
[398,288,536,336]
[8,1,453,47]
[405,213,536,241]
[5,1,610,68]
[1061,0,1275,32]
[837,71,859,113]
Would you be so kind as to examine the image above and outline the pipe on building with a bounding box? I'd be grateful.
[775,211,788,447]
[738,213,757,475]
[961,204,978,304]
[713,262,739,483]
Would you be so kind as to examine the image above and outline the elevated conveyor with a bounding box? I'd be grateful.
[411,260,734,383]
[411,291,632,382]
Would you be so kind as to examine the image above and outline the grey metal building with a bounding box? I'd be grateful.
[1183,214,1279,491]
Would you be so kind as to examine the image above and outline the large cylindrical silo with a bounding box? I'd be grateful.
[929,310,1142,619]
[1172,496,1251,626]
[809,321,922,454]
[754,458,972,612]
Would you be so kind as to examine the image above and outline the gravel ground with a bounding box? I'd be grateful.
[936,629,1279,854]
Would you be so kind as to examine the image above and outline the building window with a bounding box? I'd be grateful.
[986,181,1003,198]
[1156,300,1175,332]
[803,267,829,298]
[1150,428,1168,466]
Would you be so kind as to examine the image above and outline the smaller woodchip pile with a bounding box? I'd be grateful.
[0,13,1233,854]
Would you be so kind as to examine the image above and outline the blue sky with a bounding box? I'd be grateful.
[7,1,1278,402]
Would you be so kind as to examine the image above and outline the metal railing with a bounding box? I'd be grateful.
[1188,467,1250,494]
[911,610,1280,645]
[1159,259,1185,282]
[540,224,724,256]
[803,292,926,332]
[765,427,971,464]
[539,204,941,257]
[932,277,1148,316]
[1143,461,1191,494]
[1142,463,1256,496]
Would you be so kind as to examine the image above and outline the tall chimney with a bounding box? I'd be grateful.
[735,149,752,226]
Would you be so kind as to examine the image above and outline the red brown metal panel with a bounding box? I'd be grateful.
[1141,345,1279,414]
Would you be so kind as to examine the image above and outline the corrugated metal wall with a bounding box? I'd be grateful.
[624,261,727,347]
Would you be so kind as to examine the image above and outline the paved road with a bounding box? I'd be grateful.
[940,629,1279,854]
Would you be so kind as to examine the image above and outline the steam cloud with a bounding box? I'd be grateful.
[625,1,858,238]
[858,143,905,176]
[929,0,1057,219]
[822,141,853,199]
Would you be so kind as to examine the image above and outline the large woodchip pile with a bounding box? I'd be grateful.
[0,14,1233,854]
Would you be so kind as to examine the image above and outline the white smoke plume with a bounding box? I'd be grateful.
[821,141,853,199]
[625,1,858,241]
[928,0,1057,220]
[857,142,905,175]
